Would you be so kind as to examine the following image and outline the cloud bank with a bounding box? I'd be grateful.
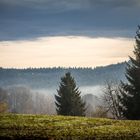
[0,0,139,40]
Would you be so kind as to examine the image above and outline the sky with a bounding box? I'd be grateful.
[0,0,139,68]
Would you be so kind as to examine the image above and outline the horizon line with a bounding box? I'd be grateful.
[0,61,127,70]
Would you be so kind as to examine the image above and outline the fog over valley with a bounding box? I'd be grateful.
[0,62,127,116]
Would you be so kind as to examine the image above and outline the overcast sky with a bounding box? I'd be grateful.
[0,0,139,68]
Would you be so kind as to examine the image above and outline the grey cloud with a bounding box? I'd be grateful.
[1,0,140,10]
[0,0,139,41]
[89,0,140,8]
[0,0,88,13]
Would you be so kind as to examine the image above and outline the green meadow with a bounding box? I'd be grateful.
[0,114,140,140]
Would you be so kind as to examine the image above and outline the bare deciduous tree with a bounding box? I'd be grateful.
[102,81,121,119]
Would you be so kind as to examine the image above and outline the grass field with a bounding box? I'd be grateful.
[0,114,140,140]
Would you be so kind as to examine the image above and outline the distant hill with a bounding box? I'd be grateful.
[0,62,127,89]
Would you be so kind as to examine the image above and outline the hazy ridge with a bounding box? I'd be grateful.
[0,62,128,115]
[0,62,127,89]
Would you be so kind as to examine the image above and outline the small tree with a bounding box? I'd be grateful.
[118,26,140,120]
[103,81,121,119]
[55,72,85,116]
[0,88,8,113]
[0,102,8,113]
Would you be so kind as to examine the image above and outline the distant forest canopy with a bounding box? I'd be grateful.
[0,62,127,89]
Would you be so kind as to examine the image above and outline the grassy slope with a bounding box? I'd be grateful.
[0,114,140,140]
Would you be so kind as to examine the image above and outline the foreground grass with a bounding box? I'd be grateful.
[0,114,140,140]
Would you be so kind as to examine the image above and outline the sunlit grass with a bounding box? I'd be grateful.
[0,114,140,139]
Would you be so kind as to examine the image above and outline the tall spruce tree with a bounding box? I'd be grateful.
[55,72,85,116]
[118,26,140,119]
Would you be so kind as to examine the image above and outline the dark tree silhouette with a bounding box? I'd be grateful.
[55,72,85,116]
[103,81,121,119]
[118,26,140,119]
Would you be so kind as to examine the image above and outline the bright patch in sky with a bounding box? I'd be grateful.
[0,36,134,68]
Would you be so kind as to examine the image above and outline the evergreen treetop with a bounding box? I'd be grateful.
[55,72,85,116]
[118,26,140,119]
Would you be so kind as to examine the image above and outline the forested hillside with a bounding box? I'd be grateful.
[0,62,127,89]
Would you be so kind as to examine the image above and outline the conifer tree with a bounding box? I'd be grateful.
[55,72,85,116]
[118,26,140,119]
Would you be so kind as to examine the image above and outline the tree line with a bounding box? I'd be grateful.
[0,87,55,114]
[0,61,126,89]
